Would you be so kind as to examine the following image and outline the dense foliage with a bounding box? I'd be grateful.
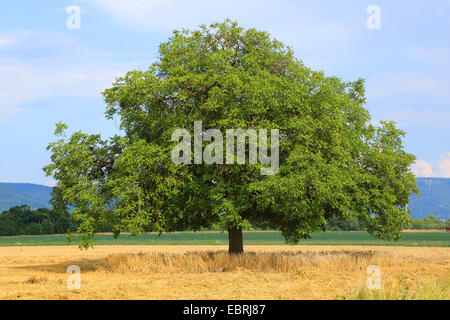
[44,20,418,251]
[0,205,74,236]
[325,215,450,231]
[407,215,450,230]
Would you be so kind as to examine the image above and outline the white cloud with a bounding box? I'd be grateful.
[0,30,151,122]
[0,38,11,47]
[412,154,450,178]
[411,47,450,69]
[1,1,361,123]
[366,71,450,127]
[87,0,289,31]
[437,152,450,178]
[88,0,177,29]
[387,109,450,127]
[365,43,450,128]
[86,0,359,54]
[412,160,434,177]
[367,72,450,103]
[43,179,57,187]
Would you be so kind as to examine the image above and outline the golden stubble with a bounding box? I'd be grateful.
[0,245,448,300]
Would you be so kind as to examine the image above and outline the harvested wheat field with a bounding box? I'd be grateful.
[0,245,448,300]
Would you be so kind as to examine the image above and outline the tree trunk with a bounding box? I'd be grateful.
[228,226,244,254]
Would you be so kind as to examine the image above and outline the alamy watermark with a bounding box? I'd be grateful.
[66,5,81,30]
[66,264,81,290]
[366,265,381,289]
[366,5,381,30]
[171,121,279,175]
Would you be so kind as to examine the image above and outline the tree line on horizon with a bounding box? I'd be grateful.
[0,205,448,236]
[0,205,75,236]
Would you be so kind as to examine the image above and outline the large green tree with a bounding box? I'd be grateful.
[44,20,418,253]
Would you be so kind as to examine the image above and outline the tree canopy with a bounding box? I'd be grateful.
[44,20,418,252]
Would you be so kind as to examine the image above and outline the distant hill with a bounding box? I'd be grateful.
[0,183,52,212]
[409,178,450,220]
[0,179,448,219]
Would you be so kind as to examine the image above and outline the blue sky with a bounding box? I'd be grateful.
[0,0,449,185]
